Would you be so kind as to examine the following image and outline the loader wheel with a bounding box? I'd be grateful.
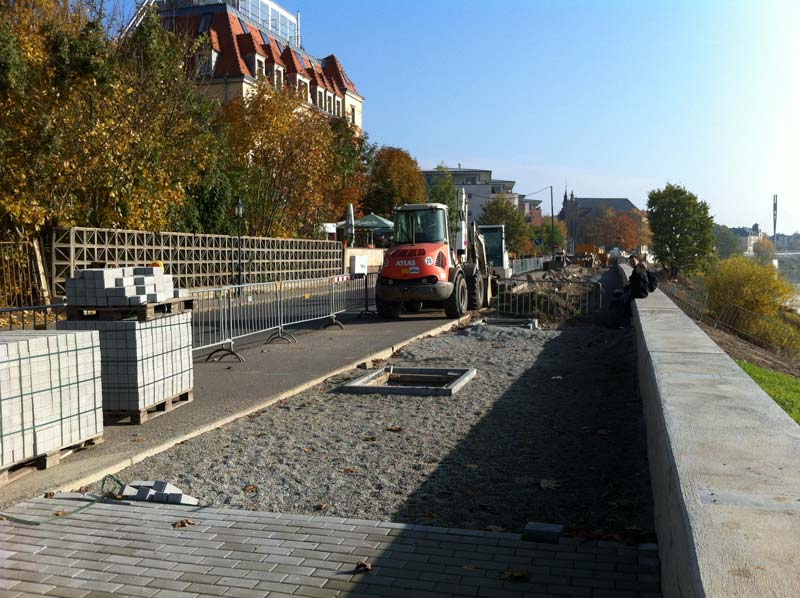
[444,274,468,319]
[403,301,423,313]
[376,296,401,319]
[466,272,483,310]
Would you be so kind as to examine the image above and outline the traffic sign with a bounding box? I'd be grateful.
[534,238,542,246]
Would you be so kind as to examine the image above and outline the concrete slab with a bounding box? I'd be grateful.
[0,312,472,509]
[633,289,800,598]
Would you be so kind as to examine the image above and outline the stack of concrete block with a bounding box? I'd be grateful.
[65,267,189,307]
[0,330,102,470]
[58,312,193,412]
[120,480,199,505]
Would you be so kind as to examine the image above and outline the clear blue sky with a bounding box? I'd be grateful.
[290,0,799,233]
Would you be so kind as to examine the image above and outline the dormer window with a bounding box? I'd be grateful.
[198,13,212,34]
[197,49,218,77]
[255,57,265,78]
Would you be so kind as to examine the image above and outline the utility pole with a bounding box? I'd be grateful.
[773,194,778,245]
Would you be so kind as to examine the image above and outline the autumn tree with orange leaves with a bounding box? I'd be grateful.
[362,147,426,218]
[583,207,648,249]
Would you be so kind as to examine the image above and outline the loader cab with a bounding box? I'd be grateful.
[393,204,450,246]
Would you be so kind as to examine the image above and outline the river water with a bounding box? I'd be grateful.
[777,252,800,307]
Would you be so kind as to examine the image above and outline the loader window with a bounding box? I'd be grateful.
[394,209,447,245]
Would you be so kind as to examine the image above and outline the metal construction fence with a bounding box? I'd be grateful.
[190,273,378,361]
[511,257,545,276]
[1,273,378,362]
[660,281,800,363]
[496,279,604,320]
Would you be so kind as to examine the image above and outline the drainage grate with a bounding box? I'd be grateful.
[336,367,477,397]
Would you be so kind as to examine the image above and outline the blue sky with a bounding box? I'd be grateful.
[289,0,799,233]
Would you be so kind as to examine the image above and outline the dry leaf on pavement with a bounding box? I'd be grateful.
[362,436,377,442]
[341,467,358,474]
[539,479,560,490]
[385,426,404,433]
[501,568,529,580]
[242,484,258,493]
[53,510,67,517]
[354,560,373,573]
[172,518,194,528]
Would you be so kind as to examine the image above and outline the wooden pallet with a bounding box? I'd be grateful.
[0,434,104,488]
[66,298,193,322]
[103,390,193,425]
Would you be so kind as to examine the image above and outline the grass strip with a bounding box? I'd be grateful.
[736,359,800,425]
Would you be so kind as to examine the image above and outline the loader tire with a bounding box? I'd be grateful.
[466,271,483,310]
[444,274,468,319]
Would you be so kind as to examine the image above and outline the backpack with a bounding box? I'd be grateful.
[647,270,658,293]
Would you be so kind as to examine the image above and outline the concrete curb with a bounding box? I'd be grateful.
[55,313,476,493]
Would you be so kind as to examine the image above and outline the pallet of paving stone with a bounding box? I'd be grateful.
[0,433,104,488]
[0,330,104,484]
[103,389,193,425]
[66,297,194,322]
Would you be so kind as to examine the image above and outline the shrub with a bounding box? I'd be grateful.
[705,256,794,317]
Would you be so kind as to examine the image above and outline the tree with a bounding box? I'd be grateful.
[326,117,375,221]
[426,164,458,236]
[224,82,334,238]
[753,237,776,266]
[713,224,742,259]
[531,219,567,256]
[362,146,425,217]
[477,197,528,255]
[0,4,224,236]
[647,183,715,275]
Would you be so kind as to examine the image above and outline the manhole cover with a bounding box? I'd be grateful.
[336,366,477,396]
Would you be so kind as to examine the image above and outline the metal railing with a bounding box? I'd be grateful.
[2,273,379,362]
[0,303,67,331]
[511,257,545,276]
[190,273,377,361]
[660,281,800,364]
[496,280,603,319]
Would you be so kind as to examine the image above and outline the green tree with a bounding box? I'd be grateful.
[647,183,715,275]
[753,237,776,266]
[477,197,528,255]
[713,224,742,259]
[362,146,425,218]
[327,117,375,220]
[531,219,567,256]
[426,164,458,236]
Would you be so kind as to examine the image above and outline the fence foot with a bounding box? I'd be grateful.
[356,308,379,319]
[205,345,245,363]
[265,328,297,344]
[321,316,345,330]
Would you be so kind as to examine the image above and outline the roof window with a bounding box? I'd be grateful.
[198,13,212,34]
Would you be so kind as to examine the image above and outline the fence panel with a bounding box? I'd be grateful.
[50,227,344,297]
[227,282,281,343]
[0,304,66,331]
[496,280,603,319]
[511,257,545,276]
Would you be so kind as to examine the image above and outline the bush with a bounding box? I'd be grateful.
[705,256,794,317]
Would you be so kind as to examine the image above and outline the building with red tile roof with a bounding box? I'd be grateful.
[156,0,363,129]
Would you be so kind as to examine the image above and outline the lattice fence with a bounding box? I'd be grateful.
[0,241,48,308]
[49,227,343,296]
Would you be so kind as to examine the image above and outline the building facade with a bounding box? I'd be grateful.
[421,167,539,224]
[156,0,364,129]
[559,191,641,251]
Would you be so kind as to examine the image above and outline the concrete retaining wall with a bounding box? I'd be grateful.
[628,265,800,597]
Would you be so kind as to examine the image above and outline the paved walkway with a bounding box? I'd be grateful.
[0,312,470,508]
[0,496,661,598]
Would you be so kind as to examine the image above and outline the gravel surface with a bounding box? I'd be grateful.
[96,322,654,540]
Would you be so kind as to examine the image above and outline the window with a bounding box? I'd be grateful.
[394,209,447,245]
[350,105,356,124]
[279,14,288,38]
[197,49,218,77]
[198,13,212,33]
[260,1,269,22]
[256,57,265,78]
[270,7,278,32]
[326,95,332,113]
[238,17,249,33]
[335,99,341,117]
[318,90,323,107]
[288,21,296,42]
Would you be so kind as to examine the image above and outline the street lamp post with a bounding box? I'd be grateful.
[235,199,244,286]
[526,185,557,262]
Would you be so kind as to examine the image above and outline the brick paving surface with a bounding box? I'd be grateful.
[0,496,661,598]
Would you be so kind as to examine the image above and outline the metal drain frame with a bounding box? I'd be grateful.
[336,367,477,397]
